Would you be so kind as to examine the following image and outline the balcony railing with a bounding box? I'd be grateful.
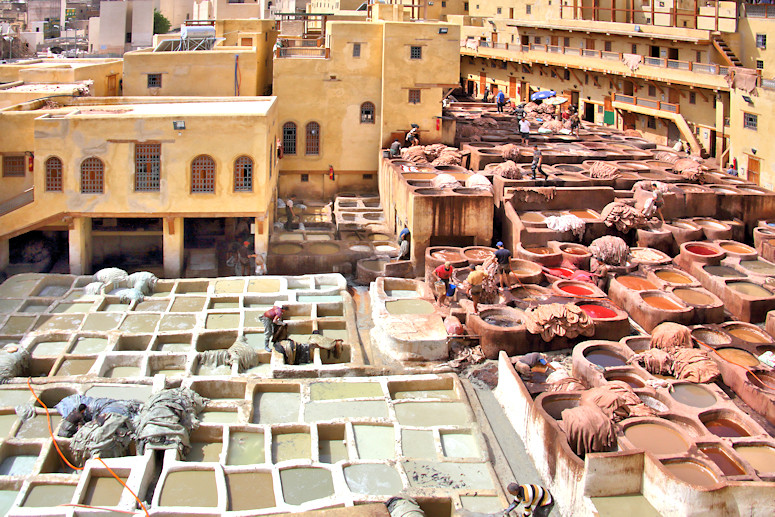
[613,93,680,114]
[745,3,775,18]
[463,40,731,77]
[276,47,327,58]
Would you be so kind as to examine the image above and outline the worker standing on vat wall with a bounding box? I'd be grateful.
[285,194,297,231]
[531,145,547,180]
[494,242,512,291]
[504,482,554,517]
[261,305,287,352]
[433,261,454,306]
[398,232,411,261]
[465,265,486,313]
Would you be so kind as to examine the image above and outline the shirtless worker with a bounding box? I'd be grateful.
[433,261,454,306]
[465,265,486,313]
[261,305,287,352]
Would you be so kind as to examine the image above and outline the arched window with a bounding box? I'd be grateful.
[305,122,320,155]
[234,156,253,192]
[360,102,375,123]
[191,155,216,193]
[80,157,104,194]
[282,122,296,155]
[45,156,63,192]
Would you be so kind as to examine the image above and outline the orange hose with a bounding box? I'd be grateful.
[26,378,150,517]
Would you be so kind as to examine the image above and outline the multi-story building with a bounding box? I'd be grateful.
[0,96,278,276]
[452,1,774,186]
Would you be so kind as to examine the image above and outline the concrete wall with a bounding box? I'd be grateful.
[728,87,775,190]
[157,0,193,28]
[736,15,775,73]
[123,48,260,97]
[97,1,128,55]
[131,0,155,49]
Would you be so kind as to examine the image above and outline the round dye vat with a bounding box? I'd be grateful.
[482,315,518,327]
[606,374,645,388]
[664,461,718,487]
[694,219,726,230]
[673,288,714,306]
[547,267,573,278]
[560,246,588,256]
[308,243,339,255]
[655,270,692,284]
[720,242,755,254]
[728,282,772,297]
[734,445,775,473]
[716,348,759,367]
[685,244,721,256]
[691,329,729,346]
[432,250,464,262]
[385,299,435,315]
[624,423,690,455]
[579,304,617,319]
[464,248,495,261]
[617,275,657,291]
[670,384,716,408]
[672,221,700,230]
[642,294,684,311]
[584,348,627,368]
[725,325,770,343]
[360,260,387,272]
[525,246,555,255]
[520,212,545,223]
[704,418,750,438]
[559,283,596,296]
[703,265,740,278]
[271,243,303,255]
[740,259,775,275]
[630,248,667,263]
[542,397,580,420]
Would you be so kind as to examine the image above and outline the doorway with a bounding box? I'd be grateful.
[583,102,595,122]
[650,45,660,58]
[668,48,679,60]
[748,157,761,185]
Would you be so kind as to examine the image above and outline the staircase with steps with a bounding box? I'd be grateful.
[712,36,742,68]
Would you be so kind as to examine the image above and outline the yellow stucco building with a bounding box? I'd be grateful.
[0,97,278,277]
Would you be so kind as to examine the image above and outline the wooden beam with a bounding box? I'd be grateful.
[645,80,664,94]
[569,68,584,86]
[548,66,565,82]
[694,88,709,102]
[591,73,600,88]
[166,217,175,235]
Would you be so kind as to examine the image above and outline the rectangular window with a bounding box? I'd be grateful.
[689,92,696,104]
[648,85,656,96]
[2,155,25,177]
[522,64,531,74]
[408,89,421,104]
[526,4,531,14]
[353,42,361,57]
[147,73,162,88]
[695,51,702,62]
[464,2,468,10]
[301,174,309,182]
[442,1,446,6]
[647,116,656,129]
[564,70,570,80]
[757,60,764,70]
[631,44,637,54]
[135,143,161,191]
[564,37,570,47]
[744,112,758,130]
[756,34,766,49]
[534,36,541,44]
[604,41,612,52]
[410,46,422,59]
[363,174,373,180]
[497,7,502,13]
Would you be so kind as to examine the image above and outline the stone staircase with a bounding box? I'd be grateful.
[712,36,742,68]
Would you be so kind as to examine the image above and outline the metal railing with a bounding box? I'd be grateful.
[0,188,34,217]
[745,3,775,18]
[462,40,733,77]
[276,47,327,58]
[614,93,680,114]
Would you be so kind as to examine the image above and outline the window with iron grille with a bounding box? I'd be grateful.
[526,4,531,14]
[282,122,297,155]
[45,157,63,191]
[147,73,162,88]
[410,46,422,59]
[497,7,501,13]
[353,42,361,57]
[744,112,758,130]
[632,44,638,54]
[301,174,309,182]
[756,34,766,49]
[234,156,253,192]
[191,155,216,193]
[3,155,25,177]
[689,92,696,104]
[757,60,764,70]
[135,143,161,191]
[534,36,540,44]
[305,122,320,155]
[564,37,571,47]
[408,89,421,104]
[80,157,104,194]
[360,102,375,123]
[647,116,656,129]
[648,85,656,96]
[604,41,612,52]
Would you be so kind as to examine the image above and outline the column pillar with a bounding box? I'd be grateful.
[68,217,92,275]
[253,215,268,255]
[163,217,184,279]
[0,238,9,272]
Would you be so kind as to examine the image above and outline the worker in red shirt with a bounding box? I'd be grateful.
[261,305,287,351]
[433,261,455,306]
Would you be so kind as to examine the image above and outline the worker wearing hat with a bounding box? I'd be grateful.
[261,305,287,352]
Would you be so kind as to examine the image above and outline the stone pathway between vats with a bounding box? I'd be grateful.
[466,379,564,517]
